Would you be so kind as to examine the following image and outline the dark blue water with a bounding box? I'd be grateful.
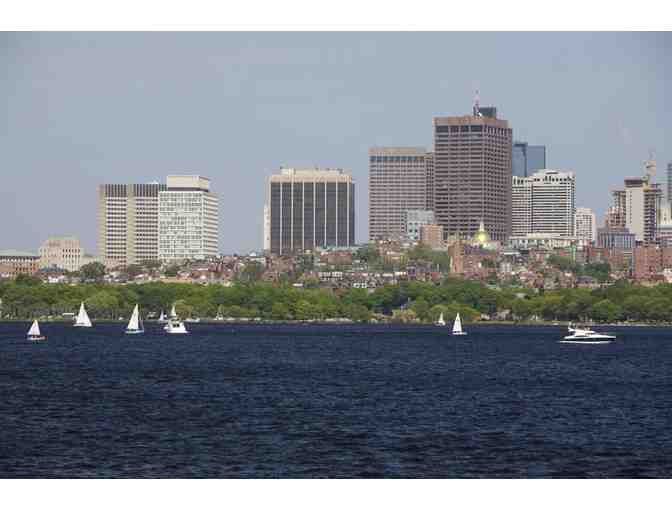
[0,322,671,478]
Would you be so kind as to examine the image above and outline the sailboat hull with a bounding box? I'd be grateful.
[73,324,92,328]
[125,329,144,335]
[27,335,46,341]
[452,332,468,336]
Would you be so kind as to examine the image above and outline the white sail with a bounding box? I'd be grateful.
[28,320,41,337]
[436,312,445,326]
[158,310,166,321]
[452,313,463,334]
[170,304,177,318]
[127,304,141,331]
[75,302,92,327]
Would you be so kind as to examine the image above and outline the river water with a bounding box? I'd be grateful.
[0,322,670,477]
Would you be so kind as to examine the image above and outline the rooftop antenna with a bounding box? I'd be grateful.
[473,89,482,117]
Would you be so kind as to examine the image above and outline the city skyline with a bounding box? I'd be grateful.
[1,32,670,254]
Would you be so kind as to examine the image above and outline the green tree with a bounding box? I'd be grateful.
[511,299,533,321]
[271,302,291,320]
[85,290,119,319]
[590,299,622,323]
[173,299,194,319]
[410,298,430,321]
[79,262,106,281]
[343,304,371,323]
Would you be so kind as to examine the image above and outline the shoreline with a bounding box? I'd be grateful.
[0,318,666,328]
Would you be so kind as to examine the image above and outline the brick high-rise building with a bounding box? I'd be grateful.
[433,101,513,242]
[368,147,431,241]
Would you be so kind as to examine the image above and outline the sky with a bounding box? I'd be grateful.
[1,32,670,255]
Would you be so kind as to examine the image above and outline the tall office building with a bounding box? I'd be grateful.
[610,160,662,244]
[268,167,355,255]
[98,182,166,268]
[512,170,576,237]
[433,101,513,242]
[368,147,431,241]
[667,161,672,201]
[425,152,435,211]
[39,237,83,272]
[574,207,597,246]
[158,176,219,262]
[512,141,547,178]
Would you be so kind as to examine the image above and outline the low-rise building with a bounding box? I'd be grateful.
[0,250,40,278]
[419,224,444,250]
[39,237,83,272]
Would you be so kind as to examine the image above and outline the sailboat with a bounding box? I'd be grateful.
[165,303,188,334]
[74,302,92,327]
[125,304,144,335]
[27,319,46,341]
[452,313,467,336]
[158,310,167,323]
[435,312,446,327]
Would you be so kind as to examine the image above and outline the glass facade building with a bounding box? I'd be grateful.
[512,141,547,178]
[268,168,355,255]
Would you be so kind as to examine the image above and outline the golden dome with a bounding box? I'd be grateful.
[472,220,491,245]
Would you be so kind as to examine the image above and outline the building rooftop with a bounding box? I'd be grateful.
[0,249,39,258]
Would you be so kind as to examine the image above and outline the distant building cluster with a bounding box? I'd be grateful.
[4,95,672,289]
[98,175,219,267]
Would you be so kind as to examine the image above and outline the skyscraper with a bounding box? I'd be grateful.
[610,160,662,244]
[433,102,513,242]
[512,170,576,237]
[158,176,219,262]
[512,142,547,178]
[268,167,355,255]
[574,207,597,246]
[667,161,672,201]
[98,182,166,268]
[368,147,431,241]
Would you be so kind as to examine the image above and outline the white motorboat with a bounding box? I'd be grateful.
[452,313,467,336]
[435,312,446,327]
[125,304,144,335]
[27,319,46,341]
[74,302,92,328]
[165,318,189,334]
[185,317,201,323]
[561,324,615,344]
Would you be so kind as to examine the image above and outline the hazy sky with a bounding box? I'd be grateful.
[1,32,670,254]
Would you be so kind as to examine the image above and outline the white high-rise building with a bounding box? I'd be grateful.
[512,170,575,237]
[39,237,83,272]
[574,207,597,246]
[158,176,219,262]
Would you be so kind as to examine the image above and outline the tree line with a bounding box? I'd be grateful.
[1,275,671,324]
